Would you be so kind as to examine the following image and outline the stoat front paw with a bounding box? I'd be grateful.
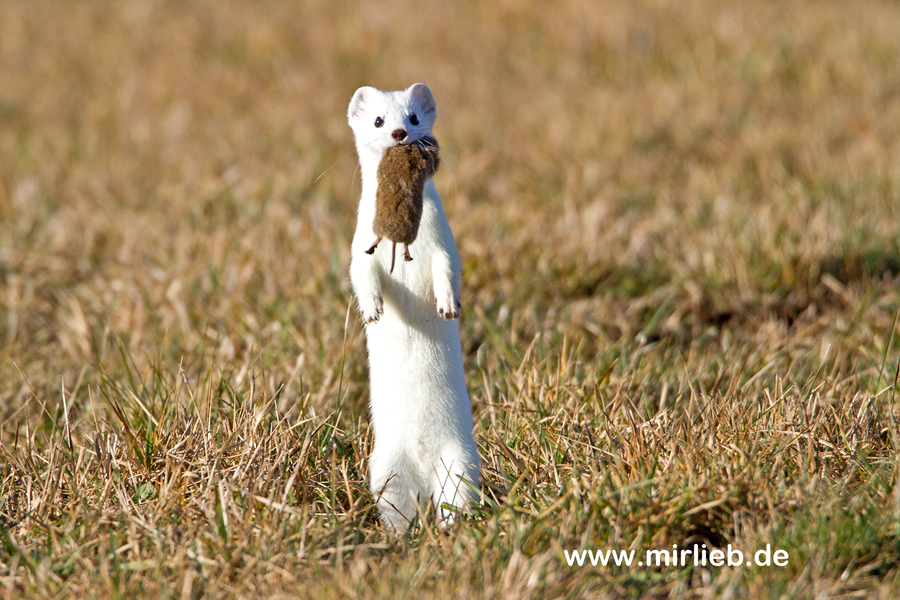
[435,293,461,320]
[360,294,384,324]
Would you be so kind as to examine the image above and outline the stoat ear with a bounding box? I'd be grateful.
[408,83,436,117]
[348,86,376,122]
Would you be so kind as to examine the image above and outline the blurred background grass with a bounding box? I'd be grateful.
[1,0,899,395]
[2,0,900,597]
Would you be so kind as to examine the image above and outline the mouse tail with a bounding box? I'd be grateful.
[390,241,396,274]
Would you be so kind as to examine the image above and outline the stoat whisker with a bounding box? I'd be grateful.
[313,149,356,184]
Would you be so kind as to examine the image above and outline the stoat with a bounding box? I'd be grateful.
[347,83,481,530]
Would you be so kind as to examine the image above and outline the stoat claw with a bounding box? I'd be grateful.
[435,296,460,320]
[361,294,384,324]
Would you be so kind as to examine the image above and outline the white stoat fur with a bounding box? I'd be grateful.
[347,83,481,530]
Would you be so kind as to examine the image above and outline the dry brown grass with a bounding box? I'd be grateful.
[2,0,900,597]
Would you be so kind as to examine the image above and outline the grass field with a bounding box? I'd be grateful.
[2,0,900,597]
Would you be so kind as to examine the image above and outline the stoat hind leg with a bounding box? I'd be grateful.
[431,453,480,526]
[370,449,420,532]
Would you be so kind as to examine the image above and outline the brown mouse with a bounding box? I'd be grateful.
[365,136,440,273]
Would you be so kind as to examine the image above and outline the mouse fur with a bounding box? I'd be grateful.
[366,136,440,273]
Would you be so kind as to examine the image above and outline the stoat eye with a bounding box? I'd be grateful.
[409,114,419,126]
[374,116,384,128]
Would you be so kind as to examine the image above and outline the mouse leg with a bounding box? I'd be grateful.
[365,236,382,255]
[403,245,413,262]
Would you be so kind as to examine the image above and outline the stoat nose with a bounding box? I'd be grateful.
[391,128,407,142]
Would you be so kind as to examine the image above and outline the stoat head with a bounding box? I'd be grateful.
[348,83,436,161]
